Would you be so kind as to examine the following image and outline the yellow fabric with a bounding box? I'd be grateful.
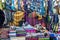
[13,21,19,26]
[36,13,42,20]
[13,11,24,26]
[59,8,60,14]
[0,1,3,10]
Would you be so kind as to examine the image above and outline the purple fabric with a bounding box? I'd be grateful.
[16,34,26,36]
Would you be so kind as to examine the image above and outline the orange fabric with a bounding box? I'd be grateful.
[32,12,36,18]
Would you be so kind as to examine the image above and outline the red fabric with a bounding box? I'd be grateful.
[26,37,38,40]
[41,21,46,27]
[57,32,60,34]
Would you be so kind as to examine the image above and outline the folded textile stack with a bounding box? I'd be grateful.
[26,36,38,40]
[24,24,36,33]
[9,30,16,37]
[38,38,49,40]
[25,28,36,33]
[0,28,9,38]
[38,36,49,40]
[16,27,26,37]
[10,37,25,40]
[38,33,49,40]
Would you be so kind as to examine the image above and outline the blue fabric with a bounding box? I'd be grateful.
[48,0,53,15]
[50,33,55,37]
[24,4,28,11]
[18,0,21,10]
[6,0,11,10]
[53,14,59,24]
[11,0,15,11]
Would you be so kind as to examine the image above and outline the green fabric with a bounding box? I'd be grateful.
[48,16,50,22]
[52,23,58,33]
[47,15,51,23]
[39,38,49,40]
[0,2,2,9]
[16,32,26,34]
[0,38,1,40]
[46,15,51,23]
